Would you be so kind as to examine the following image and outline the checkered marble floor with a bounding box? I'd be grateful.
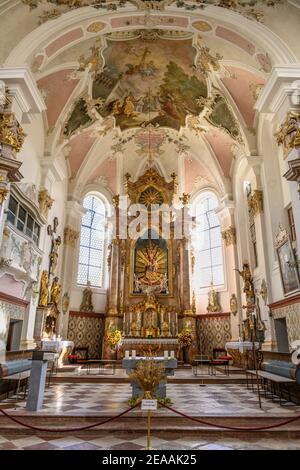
[2,383,300,416]
[0,432,300,450]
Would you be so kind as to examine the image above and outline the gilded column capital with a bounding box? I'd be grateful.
[112,194,120,208]
[221,225,236,247]
[0,187,9,204]
[0,112,25,155]
[248,190,263,217]
[38,189,54,219]
[63,225,79,248]
[179,193,190,205]
[275,111,300,158]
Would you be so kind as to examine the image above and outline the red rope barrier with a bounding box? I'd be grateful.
[1,401,300,433]
[0,404,137,433]
[160,403,300,431]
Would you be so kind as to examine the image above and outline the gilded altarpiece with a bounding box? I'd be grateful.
[103,168,197,359]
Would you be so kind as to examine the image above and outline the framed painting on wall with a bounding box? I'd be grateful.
[275,224,300,296]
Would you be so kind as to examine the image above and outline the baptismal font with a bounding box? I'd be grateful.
[103,168,197,359]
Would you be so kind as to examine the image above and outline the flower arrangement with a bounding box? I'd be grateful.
[178,328,193,348]
[128,359,166,400]
[105,325,122,348]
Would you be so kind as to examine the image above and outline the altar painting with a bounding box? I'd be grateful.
[133,236,168,293]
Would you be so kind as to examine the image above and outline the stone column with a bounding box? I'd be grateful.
[218,204,241,341]
[59,201,83,339]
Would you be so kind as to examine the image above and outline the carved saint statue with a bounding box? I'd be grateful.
[159,272,169,294]
[48,218,61,276]
[80,281,94,312]
[50,276,61,309]
[230,294,238,316]
[207,282,221,313]
[133,274,142,293]
[235,262,255,306]
[39,270,49,307]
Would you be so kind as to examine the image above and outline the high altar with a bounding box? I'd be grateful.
[103,168,197,359]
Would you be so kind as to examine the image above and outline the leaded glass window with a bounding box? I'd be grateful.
[193,193,224,289]
[77,195,106,288]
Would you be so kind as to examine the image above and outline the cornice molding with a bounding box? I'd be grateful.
[255,66,300,114]
[0,67,46,118]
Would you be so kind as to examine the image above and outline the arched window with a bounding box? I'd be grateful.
[193,192,224,289]
[77,194,106,288]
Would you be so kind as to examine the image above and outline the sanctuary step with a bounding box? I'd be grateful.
[0,413,299,438]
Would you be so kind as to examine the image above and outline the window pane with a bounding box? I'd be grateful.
[77,264,88,285]
[89,248,103,267]
[88,266,102,287]
[199,267,212,288]
[212,265,224,286]
[82,210,92,227]
[18,206,26,222]
[211,246,222,266]
[8,196,18,214]
[207,210,219,228]
[77,194,106,287]
[80,226,90,246]
[210,227,221,248]
[194,193,224,289]
[199,249,211,268]
[79,246,89,264]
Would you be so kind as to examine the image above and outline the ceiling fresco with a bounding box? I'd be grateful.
[61,29,244,148]
[91,35,207,131]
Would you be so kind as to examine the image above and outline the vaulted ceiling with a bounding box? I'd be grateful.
[1,0,299,198]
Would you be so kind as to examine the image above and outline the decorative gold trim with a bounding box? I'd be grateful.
[221,225,236,246]
[274,223,288,248]
[0,113,25,153]
[64,226,79,248]
[0,188,9,204]
[38,189,54,219]
[179,193,190,206]
[248,190,263,216]
[275,111,300,159]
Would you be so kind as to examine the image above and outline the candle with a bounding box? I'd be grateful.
[170,350,175,358]
[132,350,136,358]
[125,350,130,358]
[164,350,168,359]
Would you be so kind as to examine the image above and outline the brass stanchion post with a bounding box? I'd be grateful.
[147,409,151,450]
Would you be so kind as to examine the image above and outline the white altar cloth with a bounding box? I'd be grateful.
[225,341,259,352]
[41,340,74,367]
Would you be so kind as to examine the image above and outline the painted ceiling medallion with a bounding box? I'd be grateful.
[192,20,213,32]
[87,22,106,33]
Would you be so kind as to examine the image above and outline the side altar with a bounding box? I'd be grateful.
[103,168,197,360]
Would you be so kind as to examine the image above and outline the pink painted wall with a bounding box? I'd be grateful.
[38,69,80,127]
[88,157,117,194]
[205,130,234,177]
[216,26,255,55]
[45,28,83,57]
[68,132,96,177]
[221,66,265,127]
[185,158,213,193]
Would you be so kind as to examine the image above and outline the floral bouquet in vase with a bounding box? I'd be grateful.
[105,325,122,358]
[178,328,193,363]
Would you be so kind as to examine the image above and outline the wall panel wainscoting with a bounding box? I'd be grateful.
[67,311,105,359]
[196,313,232,356]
